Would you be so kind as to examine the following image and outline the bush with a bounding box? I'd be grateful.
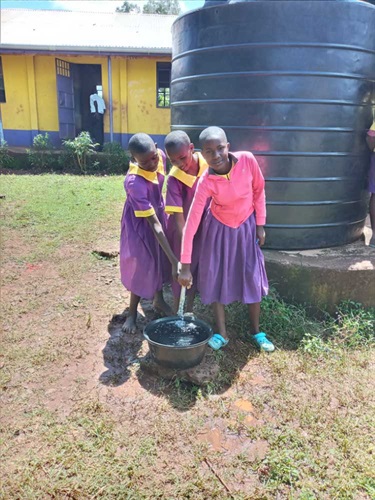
[27,133,56,171]
[63,132,99,173]
[2,133,132,175]
[102,142,130,173]
[57,147,75,172]
[0,140,15,169]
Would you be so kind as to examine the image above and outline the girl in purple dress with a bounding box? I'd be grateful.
[120,133,178,333]
[178,127,274,352]
[164,131,208,313]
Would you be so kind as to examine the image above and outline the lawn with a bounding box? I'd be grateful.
[1,174,374,499]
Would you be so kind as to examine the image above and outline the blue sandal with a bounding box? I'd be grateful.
[208,333,229,351]
[253,332,275,352]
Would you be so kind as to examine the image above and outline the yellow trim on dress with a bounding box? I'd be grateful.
[128,151,165,184]
[168,152,208,188]
[134,207,156,218]
[197,152,209,177]
[165,205,184,214]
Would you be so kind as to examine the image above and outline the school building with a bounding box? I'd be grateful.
[0,9,176,148]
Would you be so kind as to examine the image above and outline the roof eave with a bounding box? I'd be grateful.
[0,44,172,56]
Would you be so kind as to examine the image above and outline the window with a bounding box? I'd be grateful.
[0,57,5,103]
[157,62,171,108]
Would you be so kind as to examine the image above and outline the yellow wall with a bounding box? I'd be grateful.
[34,56,61,132]
[0,53,171,145]
[127,56,171,135]
[1,55,32,130]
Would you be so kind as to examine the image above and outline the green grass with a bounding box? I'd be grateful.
[1,174,124,261]
[1,174,374,500]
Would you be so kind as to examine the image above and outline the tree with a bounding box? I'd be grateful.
[116,1,141,13]
[143,0,181,15]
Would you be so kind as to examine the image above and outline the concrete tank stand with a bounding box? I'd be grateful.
[263,218,375,314]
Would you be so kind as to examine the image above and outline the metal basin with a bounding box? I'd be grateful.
[143,316,213,370]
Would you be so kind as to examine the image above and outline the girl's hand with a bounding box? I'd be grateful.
[256,225,266,246]
[178,264,193,288]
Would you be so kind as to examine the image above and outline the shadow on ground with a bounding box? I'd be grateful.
[99,298,158,387]
[99,299,270,412]
[99,286,312,411]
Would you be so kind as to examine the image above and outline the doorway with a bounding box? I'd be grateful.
[73,64,102,144]
[56,60,103,144]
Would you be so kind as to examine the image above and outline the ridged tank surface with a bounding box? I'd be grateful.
[171,0,375,249]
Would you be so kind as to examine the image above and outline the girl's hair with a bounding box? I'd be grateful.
[128,133,155,156]
[164,130,191,151]
[199,126,227,146]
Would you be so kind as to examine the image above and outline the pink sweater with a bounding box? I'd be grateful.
[181,151,266,264]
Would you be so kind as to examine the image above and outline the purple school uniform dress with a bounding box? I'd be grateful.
[165,153,208,297]
[181,152,269,305]
[120,150,170,299]
[198,212,269,305]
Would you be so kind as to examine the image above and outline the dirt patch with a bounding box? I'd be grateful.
[198,417,269,459]
[92,238,119,259]
[2,211,374,499]
[1,226,272,496]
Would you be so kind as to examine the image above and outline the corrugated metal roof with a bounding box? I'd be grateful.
[0,9,176,54]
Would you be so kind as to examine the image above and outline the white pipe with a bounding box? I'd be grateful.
[0,107,4,143]
[107,56,113,142]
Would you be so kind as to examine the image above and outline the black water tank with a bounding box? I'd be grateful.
[171,0,375,249]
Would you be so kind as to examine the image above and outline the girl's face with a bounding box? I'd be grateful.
[134,146,159,172]
[201,137,230,174]
[166,143,194,172]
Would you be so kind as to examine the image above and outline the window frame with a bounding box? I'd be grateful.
[156,62,171,109]
[0,57,6,103]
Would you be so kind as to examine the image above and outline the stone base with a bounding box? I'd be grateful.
[140,350,220,385]
[263,218,374,313]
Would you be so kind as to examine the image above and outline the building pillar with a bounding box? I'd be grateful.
[119,57,128,148]
[26,56,39,141]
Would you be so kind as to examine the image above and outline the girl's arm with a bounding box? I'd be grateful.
[146,213,178,279]
[249,154,267,246]
[178,177,210,287]
[126,175,178,277]
[165,176,185,245]
[180,176,210,264]
[250,154,266,225]
[174,213,185,244]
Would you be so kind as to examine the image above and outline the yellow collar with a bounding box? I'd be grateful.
[210,154,236,179]
[169,152,208,188]
[128,151,165,184]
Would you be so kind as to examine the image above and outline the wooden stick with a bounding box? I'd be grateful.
[204,458,233,495]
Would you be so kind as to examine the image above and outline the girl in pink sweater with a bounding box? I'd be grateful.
[178,127,274,352]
